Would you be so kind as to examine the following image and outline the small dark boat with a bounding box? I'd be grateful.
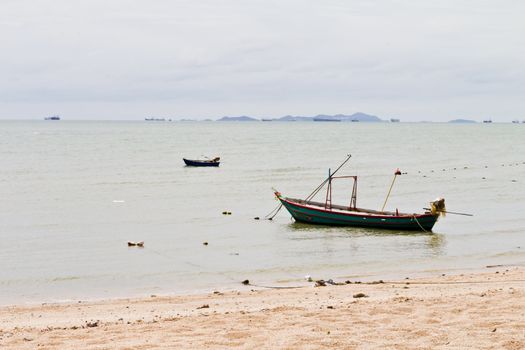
[274,155,445,231]
[183,157,220,167]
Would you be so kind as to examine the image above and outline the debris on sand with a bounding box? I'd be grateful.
[353,293,368,298]
[86,320,99,328]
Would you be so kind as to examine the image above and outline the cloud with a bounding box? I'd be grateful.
[1,0,525,120]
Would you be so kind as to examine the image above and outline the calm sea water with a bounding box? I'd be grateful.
[1,121,524,304]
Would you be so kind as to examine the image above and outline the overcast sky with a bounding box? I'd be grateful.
[1,0,524,121]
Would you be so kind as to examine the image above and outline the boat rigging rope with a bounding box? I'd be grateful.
[412,215,429,233]
[305,154,352,203]
[264,202,283,220]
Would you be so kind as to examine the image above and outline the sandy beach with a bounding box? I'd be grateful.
[1,267,524,349]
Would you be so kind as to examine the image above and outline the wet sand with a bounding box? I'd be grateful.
[1,267,524,349]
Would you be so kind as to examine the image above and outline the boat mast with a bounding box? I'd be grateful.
[305,154,352,203]
[350,176,357,209]
[325,168,332,209]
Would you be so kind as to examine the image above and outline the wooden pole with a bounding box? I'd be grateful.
[381,174,398,212]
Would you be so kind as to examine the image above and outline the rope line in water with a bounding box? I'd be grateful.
[137,248,525,289]
[248,278,525,289]
[407,160,525,181]
[247,284,304,289]
[372,279,525,286]
[142,247,240,283]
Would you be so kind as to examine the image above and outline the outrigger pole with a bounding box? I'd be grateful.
[422,208,473,216]
[305,154,352,203]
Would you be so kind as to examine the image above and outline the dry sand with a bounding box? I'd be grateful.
[1,267,524,349]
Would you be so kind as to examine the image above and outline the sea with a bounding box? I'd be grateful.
[1,120,524,305]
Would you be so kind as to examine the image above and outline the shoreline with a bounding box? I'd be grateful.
[3,263,522,308]
[1,266,524,349]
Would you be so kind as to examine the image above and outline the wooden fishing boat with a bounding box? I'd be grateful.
[276,195,439,231]
[183,157,220,167]
[274,155,444,231]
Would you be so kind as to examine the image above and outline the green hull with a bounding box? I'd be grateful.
[279,197,438,231]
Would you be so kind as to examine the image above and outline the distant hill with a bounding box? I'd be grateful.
[448,119,477,123]
[276,115,314,122]
[345,112,383,122]
[311,112,382,122]
[217,116,259,122]
[275,112,383,122]
[214,112,384,122]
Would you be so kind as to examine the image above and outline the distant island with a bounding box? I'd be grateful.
[217,116,259,122]
[215,112,383,122]
[448,119,477,123]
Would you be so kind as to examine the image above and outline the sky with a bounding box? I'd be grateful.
[1,0,525,121]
